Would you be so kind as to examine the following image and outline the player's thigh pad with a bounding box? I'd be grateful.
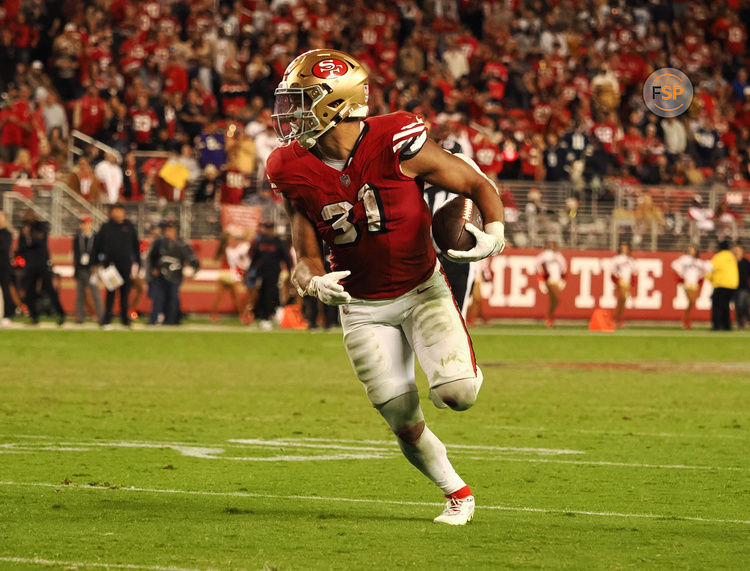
[404,273,481,389]
[340,304,416,406]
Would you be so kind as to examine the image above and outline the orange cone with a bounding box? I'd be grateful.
[280,304,308,329]
[588,308,615,332]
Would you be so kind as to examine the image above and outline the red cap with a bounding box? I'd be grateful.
[80,216,93,223]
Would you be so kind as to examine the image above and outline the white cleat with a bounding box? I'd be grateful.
[433,495,475,525]
[428,388,448,409]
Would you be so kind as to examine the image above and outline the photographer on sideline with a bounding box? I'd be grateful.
[16,213,65,325]
[147,221,199,325]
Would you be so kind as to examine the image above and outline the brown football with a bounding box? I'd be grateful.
[431,196,483,253]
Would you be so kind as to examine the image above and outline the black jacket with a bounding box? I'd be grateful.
[738,258,750,291]
[147,236,199,285]
[249,235,291,281]
[16,221,52,272]
[93,219,140,271]
[0,227,12,274]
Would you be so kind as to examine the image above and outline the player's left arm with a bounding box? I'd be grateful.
[401,139,506,262]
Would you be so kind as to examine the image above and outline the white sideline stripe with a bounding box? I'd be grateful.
[1,481,748,526]
[230,437,585,456]
[0,437,584,457]
[471,329,750,339]
[0,557,205,571]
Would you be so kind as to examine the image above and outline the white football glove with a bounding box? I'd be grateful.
[444,221,506,263]
[306,270,352,305]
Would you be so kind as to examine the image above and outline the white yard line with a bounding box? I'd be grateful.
[0,437,745,470]
[464,456,747,471]
[0,481,747,526]
[0,557,207,571]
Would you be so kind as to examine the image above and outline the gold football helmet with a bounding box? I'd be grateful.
[272,49,369,148]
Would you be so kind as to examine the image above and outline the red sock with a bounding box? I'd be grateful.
[446,485,472,499]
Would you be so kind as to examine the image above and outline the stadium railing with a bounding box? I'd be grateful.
[2,177,746,251]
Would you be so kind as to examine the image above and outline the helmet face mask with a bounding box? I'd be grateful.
[272,85,327,144]
[272,49,369,148]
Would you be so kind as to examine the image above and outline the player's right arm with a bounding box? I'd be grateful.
[284,198,351,305]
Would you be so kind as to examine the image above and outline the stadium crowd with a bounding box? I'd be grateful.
[0,0,749,202]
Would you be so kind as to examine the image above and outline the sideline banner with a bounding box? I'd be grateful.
[45,241,712,320]
[478,248,712,321]
[220,205,262,235]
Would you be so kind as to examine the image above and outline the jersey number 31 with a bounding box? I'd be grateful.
[320,184,387,246]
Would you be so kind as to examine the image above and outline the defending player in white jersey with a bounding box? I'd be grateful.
[535,240,567,328]
[671,245,710,329]
[611,243,638,328]
[267,50,505,525]
[422,134,490,318]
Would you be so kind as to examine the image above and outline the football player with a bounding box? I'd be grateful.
[266,49,505,525]
[422,125,479,318]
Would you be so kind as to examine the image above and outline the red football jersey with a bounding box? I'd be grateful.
[267,111,436,300]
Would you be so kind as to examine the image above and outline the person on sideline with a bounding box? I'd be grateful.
[535,240,567,328]
[611,243,637,328]
[72,216,103,323]
[708,240,739,331]
[732,243,749,329]
[92,203,140,327]
[670,245,711,329]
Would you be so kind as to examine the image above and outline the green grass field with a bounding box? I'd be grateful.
[1,326,748,570]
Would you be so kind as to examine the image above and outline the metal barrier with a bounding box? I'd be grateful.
[2,176,747,251]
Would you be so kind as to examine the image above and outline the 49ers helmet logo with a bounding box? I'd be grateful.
[312,58,348,79]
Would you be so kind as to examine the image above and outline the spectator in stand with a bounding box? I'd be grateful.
[39,91,68,139]
[220,154,249,205]
[661,117,687,163]
[64,157,102,203]
[195,164,221,203]
[121,152,144,201]
[731,68,748,103]
[16,215,65,325]
[611,243,638,329]
[7,149,36,197]
[248,221,292,330]
[72,216,103,324]
[196,120,227,169]
[0,85,32,163]
[179,88,209,140]
[248,109,278,188]
[0,211,15,326]
[93,203,140,328]
[708,240,739,331]
[543,133,566,182]
[671,245,711,329]
[147,221,199,326]
[130,94,160,150]
[73,85,107,139]
[732,243,750,329]
[535,240,567,329]
[94,152,124,204]
[51,23,82,101]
